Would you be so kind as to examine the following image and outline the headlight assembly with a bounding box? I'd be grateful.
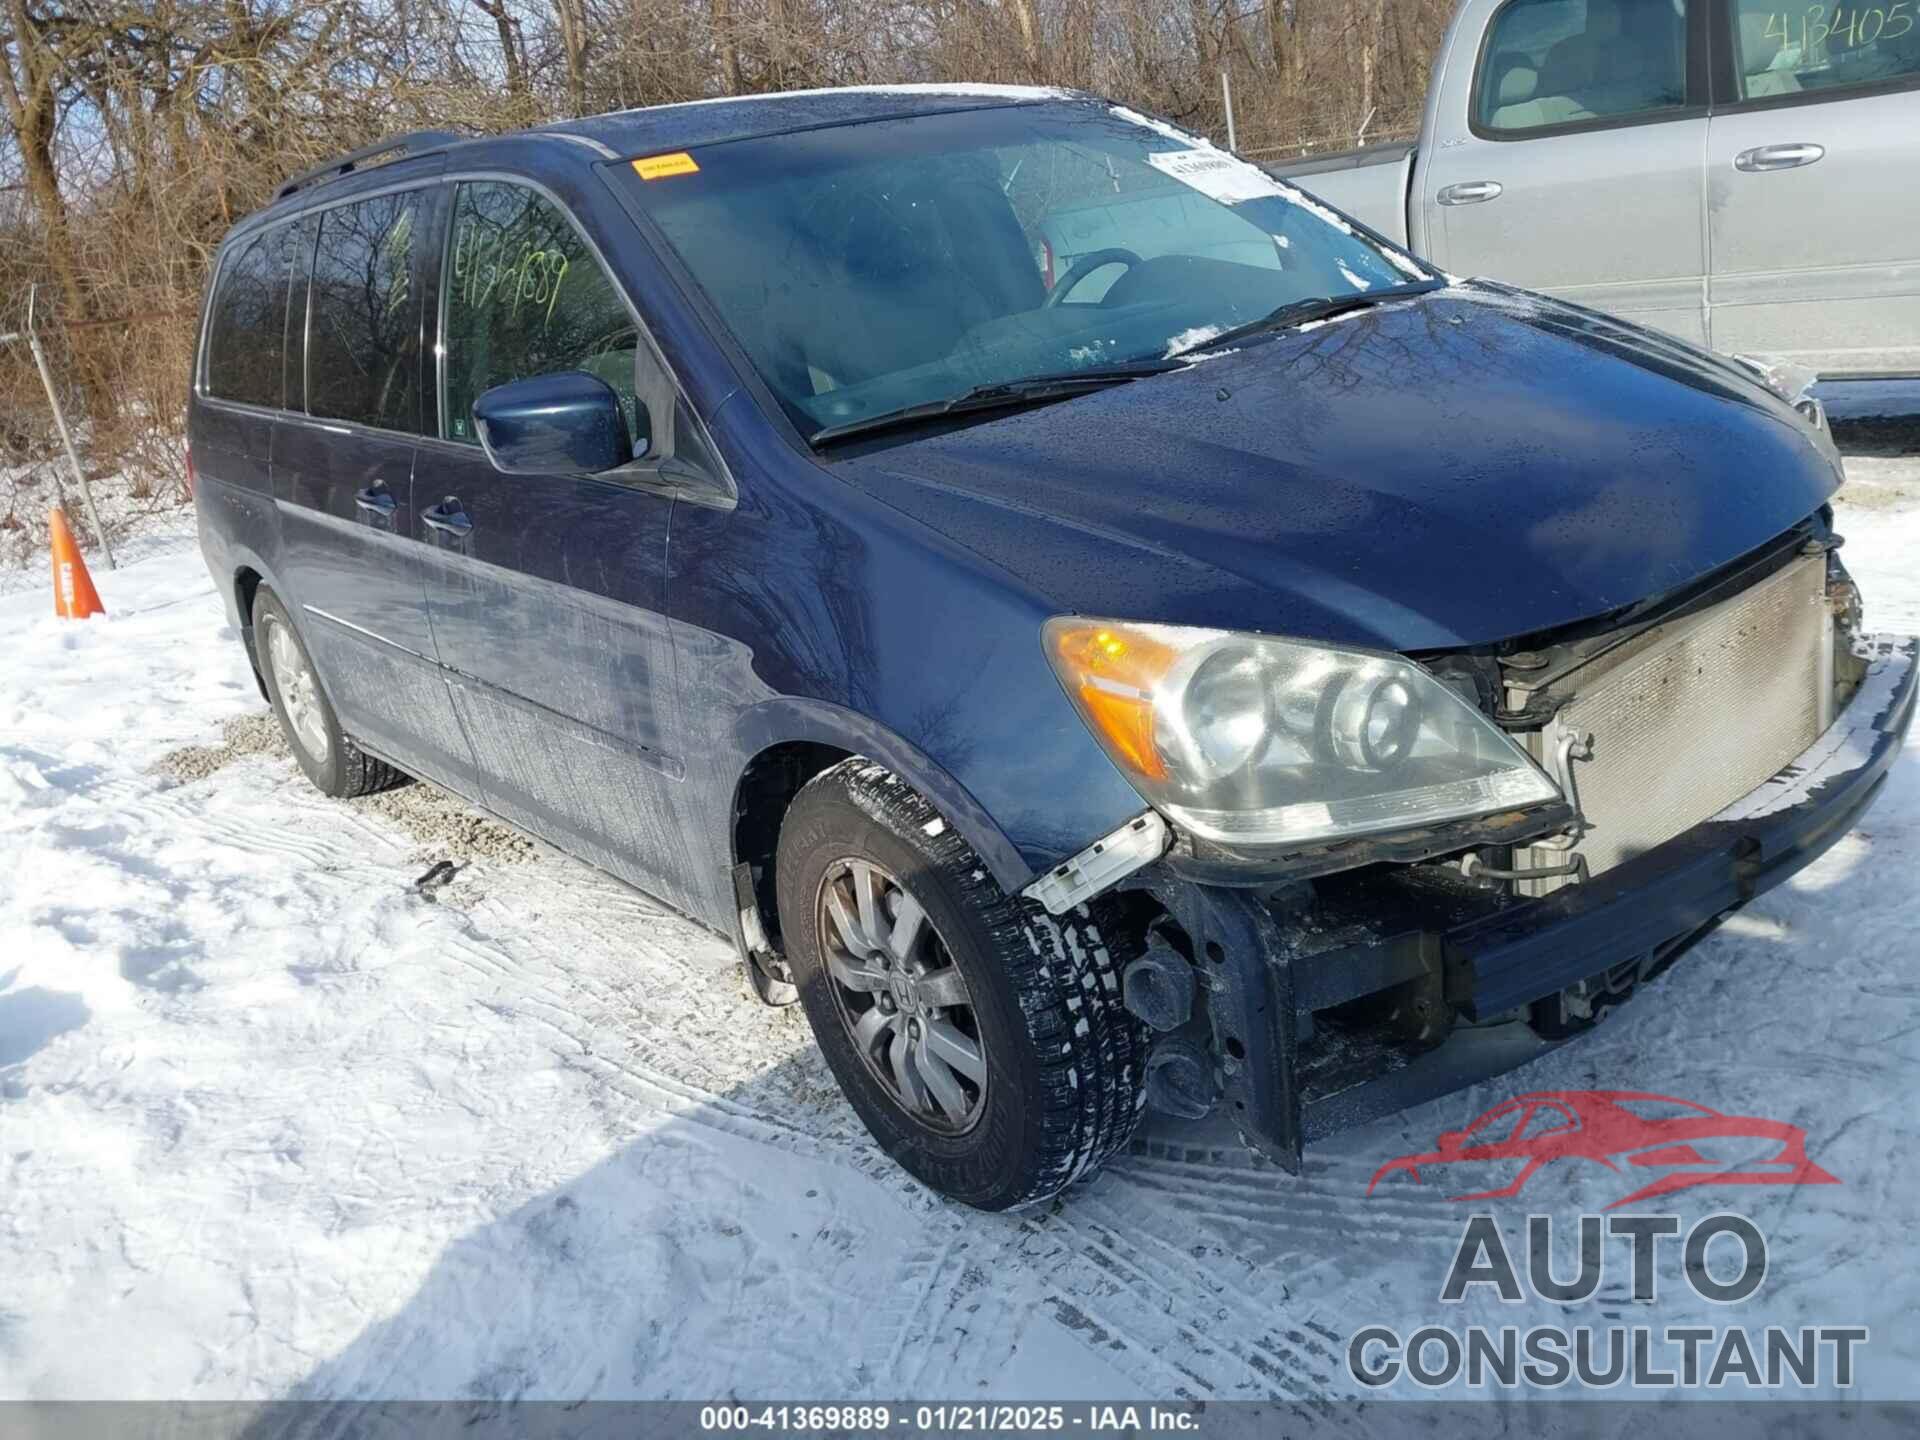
[1043,619,1561,847]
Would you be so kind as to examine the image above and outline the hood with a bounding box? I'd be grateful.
[832,285,1841,651]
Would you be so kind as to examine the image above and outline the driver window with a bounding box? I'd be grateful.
[1475,0,1689,134]
[442,181,647,454]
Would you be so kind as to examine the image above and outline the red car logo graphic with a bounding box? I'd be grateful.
[1368,1090,1839,1208]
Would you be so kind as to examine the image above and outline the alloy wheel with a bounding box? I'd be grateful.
[265,616,332,766]
[816,857,987,1133]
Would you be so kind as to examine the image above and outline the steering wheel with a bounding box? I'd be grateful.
[1045,247,1142,307]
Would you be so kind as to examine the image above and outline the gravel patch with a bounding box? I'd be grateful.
[151,713,289,782]
[351,780,540,864]
[155,711,538,864]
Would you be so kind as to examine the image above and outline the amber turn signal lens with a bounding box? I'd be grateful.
[1046,622,1180,781]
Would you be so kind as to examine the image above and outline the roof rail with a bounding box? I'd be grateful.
[274,130,467,202]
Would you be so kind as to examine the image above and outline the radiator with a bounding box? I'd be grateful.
[1514,553,1833,897]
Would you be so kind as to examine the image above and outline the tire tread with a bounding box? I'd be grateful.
[335,738,410,798]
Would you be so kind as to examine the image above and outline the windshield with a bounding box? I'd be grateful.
[626,100,1432,442]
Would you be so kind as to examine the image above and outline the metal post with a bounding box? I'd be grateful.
[24,285,114,569]
[1221,69,1238,151]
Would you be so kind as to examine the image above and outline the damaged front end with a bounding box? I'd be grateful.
[1029,519,1917,1171]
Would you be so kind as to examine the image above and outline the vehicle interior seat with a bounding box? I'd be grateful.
[1482,50,1536,113]
[1486,61,1584,128]
[1536,0,1624,98]
[1522,0,1684,121]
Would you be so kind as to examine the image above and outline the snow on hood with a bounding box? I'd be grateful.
[1164,325,1226,359]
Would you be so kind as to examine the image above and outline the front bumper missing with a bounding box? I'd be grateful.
[1138,634,1917,1171]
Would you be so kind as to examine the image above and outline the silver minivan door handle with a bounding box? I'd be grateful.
[1436,180,1504,206]
[1734,142,1826,172]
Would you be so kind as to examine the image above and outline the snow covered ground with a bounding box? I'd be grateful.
[2,458,1917,1407]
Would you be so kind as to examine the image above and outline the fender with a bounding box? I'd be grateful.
[195,480,283,696]
[727,694,1032,897]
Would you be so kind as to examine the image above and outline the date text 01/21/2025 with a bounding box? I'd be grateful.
[697,1405,1202,1432]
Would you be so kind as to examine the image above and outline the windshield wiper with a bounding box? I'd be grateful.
[1182,280,1447,356]
[809,361,1178,447]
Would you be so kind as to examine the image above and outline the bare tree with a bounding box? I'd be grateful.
[470,0,529,99]
[0,0,1456,486]
[1,0,92,313]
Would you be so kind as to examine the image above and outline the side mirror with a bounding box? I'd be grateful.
[472,371,631,476]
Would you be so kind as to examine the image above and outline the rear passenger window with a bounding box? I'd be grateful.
[1475,0,1690,134]
[307,192,425,432]
[204,227,293,408]
[441,181,644,453]
[1726,0,1920,99]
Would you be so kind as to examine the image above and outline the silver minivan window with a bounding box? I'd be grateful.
[1727,0,1920,98]
[1476,0,1689,132]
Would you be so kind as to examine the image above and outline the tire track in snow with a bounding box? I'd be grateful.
[1071,1191,1354,1397]
[433,918,896,1184]
[1018,1198,1355,1407]
[91,740,916,1195]
[879,1238,969,1387]
[1110,1157,1459,1241]
[892,1235,1029,1394]
[72,764,403,875]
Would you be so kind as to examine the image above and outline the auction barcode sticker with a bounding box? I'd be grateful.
[1145,148,1286,205]
[632,151,700,180]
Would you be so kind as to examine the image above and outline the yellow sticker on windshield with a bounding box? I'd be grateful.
[632,151,699,181]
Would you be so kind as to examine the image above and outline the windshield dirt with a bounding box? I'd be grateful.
[626,100,1431,442]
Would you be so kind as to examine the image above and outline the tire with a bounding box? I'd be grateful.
[776,758,1146,1210]
[252,586,409,799]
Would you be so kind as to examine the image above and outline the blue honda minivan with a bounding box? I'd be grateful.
[191,85,1915,1210]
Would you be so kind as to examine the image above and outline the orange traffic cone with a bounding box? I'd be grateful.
[49,505,106,620]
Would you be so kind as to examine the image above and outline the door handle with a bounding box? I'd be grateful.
[420,497,473,536]
[353,484,397,516]
[1734,142,1825,172]
[1437,180,1503,206]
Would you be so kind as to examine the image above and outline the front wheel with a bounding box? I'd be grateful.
[776,759,1146,1210]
